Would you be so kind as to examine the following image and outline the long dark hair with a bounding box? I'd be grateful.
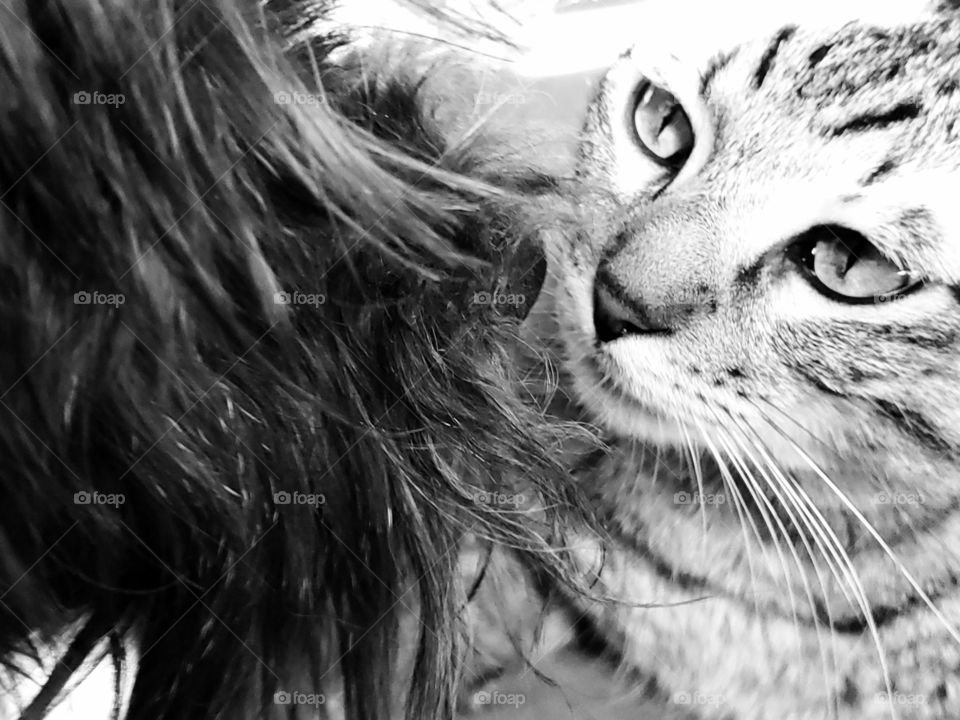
[0,1,591,718]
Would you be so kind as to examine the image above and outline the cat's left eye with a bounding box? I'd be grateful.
[631,81,693,168]
[793,225,924,304]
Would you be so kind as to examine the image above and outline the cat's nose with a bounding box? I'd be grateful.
[593,268,672,343]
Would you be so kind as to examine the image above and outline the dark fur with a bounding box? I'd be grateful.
[0,2,591,718]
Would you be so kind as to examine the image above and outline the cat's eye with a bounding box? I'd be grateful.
[793,225,923,304]
[631,81,693,167]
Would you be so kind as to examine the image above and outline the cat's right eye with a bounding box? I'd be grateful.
[630,80,693,168]
[791,225,924,304]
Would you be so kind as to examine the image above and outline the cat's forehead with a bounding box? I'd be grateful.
[585,10,960,183]
[737,19,960,104]
[580,16,957,222]
[597,16,960,135]
[793,19,950,75]
[701,18,960,164]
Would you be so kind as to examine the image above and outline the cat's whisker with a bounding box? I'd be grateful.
[719,411,854,605]
[731,412,861,611]
[709,425,805,644]
[710,422,858,717]
[692,418,787,627]
[761,412,960,647]
[729,414,886,615]
[678,419,709,549]
[748,396,838,454]
[650,431,664,491]
[716,414,843,715]
[692,418,803,638]
[750,415,940,717]
[722,469,767,618]
[786,474,899,720]
[682,413,770,620]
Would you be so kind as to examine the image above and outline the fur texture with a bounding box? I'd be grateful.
[547,1,960,719]
[0,2,594,719]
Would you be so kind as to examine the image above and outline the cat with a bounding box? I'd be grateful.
[543,1,960,718]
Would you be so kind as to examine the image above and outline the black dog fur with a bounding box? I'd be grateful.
[0,2,590,718]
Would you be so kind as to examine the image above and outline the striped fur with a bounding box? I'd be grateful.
[547,2,960,718]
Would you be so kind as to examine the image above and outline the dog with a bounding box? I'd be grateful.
[0,1,593,718]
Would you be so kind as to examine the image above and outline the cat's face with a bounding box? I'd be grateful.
[554,13,960,517]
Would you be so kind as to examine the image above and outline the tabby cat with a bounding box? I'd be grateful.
[545,1,960,718]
